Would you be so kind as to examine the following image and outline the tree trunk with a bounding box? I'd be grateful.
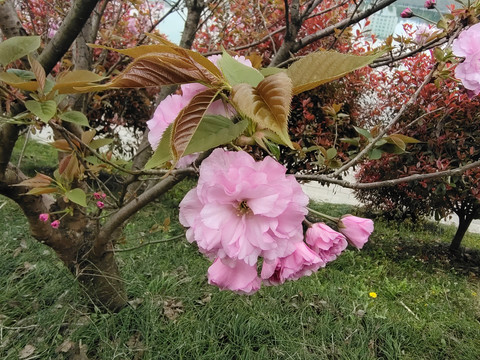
[449,213,474,253]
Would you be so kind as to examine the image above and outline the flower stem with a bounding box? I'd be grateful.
[306,207,340,223]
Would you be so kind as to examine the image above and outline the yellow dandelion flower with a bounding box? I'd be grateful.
[369,292,377,298]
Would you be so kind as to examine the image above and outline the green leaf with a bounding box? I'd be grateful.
[217,50,264,87]
[368,148,383,160]
[287,50,384,94]
[89,138,114,150]
[25,100,57,123]
[259,67,287,77]
[59,111,90,127]
[0,36,41,66]
[6,69,36,81]
[354,126,372,139]
[341,137,360,146]
[326,147,337,160]
[0,72,38,91]
[145,116,248,169]
[65,188,87,207]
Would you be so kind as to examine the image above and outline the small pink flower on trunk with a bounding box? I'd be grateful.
[305,223,348,262]
[338,215,374,249]
[51,220,60,229]
[261,242,324,286]
[452,23,480,96]
[97,201,105,209]
[39,213,49,222]
[424,0,435,9]
[207,258,261,294]
[179,149,309,267]
[401,8,413,18]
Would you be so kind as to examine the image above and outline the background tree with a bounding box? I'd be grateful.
[355,50,480,252]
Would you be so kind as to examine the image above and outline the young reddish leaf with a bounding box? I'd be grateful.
[28,55,46,91]
[59,154,80,181]
[78,52,221,92]
[232,72,294,148]
[50,139,74,151]
[26,187,58,195]
[89,43,222,79]
[171,88,219,165]
[13,173,53,188]
[389,134,421,144]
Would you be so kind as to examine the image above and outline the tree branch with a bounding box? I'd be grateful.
[295,158,480,189]
[0,0,28,38]
[37,0,101,74]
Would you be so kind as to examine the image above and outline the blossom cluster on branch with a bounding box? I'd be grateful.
[179,149,373,294]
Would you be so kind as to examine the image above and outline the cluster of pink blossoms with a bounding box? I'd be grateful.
[39,213,60,229]
[179,149,374,294]
[147,55,251,167]
[452,23,480,96]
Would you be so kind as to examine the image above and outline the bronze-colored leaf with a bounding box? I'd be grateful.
[13,173,53,188]
[232,72,293,148]
[52,70,106,94]
[78,52,221,92]
[28,55,45,91]
[171,88,219,164]
[50,139,75,151]
[0,72,38,91]
[26,187,58,195]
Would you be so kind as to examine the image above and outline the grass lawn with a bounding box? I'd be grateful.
[2,135,480,359]
[1,186,480,359]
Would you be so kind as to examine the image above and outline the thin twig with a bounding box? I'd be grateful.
[16,126,30,168]
[399,300,419,320]
[107,233,184,253]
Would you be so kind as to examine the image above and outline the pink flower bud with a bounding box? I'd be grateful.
[97,201,105,209]
[51,220,60,229]
[93,192,102,200]
[424,0,435,9]
[39,213,49,222]
[338,215,374,249]
[401,8,413,18]
[101,193,107,199]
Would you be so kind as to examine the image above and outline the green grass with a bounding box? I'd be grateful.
[1,192,480,359]
[10,133,58,177]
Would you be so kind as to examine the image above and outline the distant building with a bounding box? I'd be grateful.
[361,0,457,39]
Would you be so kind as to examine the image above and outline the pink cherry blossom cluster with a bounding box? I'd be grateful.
[39,213,60,229]
[146,55,251,167]
[400,8,413,18]
[179,149,374,294]
[452,23,480,96]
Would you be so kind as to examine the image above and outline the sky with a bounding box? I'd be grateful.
[157,7,185,45]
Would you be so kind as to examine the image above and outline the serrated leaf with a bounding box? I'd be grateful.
[0,36,41,66]
[287,50,383,94]
[25,100,57,123]
[28,55,45,91]
[65,188,87,207]
[354,126,372,139]
[89,43,222,79]
[171,89,219,165]
[145,116,247,169]
[13,173,53,188]
[59,111,90,127]
[89,138,113,150]
[52,70,106,94]
[26,187,58,195]
[259,67,287,77]
[0,72,38,91]
[217,50,263,86]
[232,72,293,148]
[78,52,221,92]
